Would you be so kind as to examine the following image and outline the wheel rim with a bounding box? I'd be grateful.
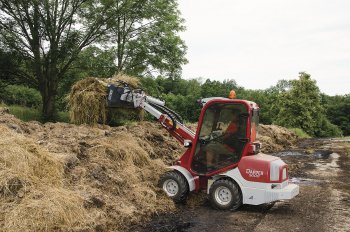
[163,179,179,197]
[214,186,232,206]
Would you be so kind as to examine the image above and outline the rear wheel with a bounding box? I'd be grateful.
[159,171,189,204]
[209,179,242,210]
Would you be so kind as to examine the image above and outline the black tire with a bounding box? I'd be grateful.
[209,179,242,210]
[159,171,189,204]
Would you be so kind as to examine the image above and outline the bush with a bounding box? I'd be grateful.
[1,85,42,108]
[7,105,41,122]
[315,117,343,138]
[289,128,311,139]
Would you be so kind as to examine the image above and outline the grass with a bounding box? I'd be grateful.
[289,128,311,139]
[0,104,69,123]
[5,104,41,122]
[336,136,350,141]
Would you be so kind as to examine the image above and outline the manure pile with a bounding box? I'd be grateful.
[258,124,298,153]
[0,108,181,231]
[0,108,298,231]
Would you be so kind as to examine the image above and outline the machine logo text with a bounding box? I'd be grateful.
[246,169,264,178]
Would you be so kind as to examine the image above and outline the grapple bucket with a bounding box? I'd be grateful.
[107,84,135,108]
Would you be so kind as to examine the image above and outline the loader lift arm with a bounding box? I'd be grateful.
[108,83,195,146]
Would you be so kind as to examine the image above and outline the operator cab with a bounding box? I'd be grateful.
[191,98,259,175]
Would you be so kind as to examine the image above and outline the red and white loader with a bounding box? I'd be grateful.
[107,82,299,210]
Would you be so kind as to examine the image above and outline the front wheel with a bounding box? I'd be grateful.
[209,179,242,210]
[159,171,189,204]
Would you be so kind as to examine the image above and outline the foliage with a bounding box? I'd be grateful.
[0,0,188,120]
[239,89,275,124]
[289,128,311,139]
[0,0,119,120]
[73,46,118,78]
[0,103,69,123]
[273,72,342,137]
[0,104,41,122]
[321,94,350,136]
[1,71,348,138]
[0,85,42,108]
[107,0,187,78]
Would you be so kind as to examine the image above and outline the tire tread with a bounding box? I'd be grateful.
[159,171,189,204]
[209,178,242,210]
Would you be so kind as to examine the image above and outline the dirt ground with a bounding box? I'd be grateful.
[131,138,350,232]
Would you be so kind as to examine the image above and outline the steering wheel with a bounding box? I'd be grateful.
[199,131,226,145]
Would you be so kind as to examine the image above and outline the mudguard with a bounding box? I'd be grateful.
[168,165,196,191]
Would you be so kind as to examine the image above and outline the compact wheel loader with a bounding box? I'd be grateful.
[107,81,299,210]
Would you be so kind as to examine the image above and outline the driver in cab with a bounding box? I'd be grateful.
[204,110,239,170]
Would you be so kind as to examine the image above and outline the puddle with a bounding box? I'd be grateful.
[273,150,336,160]
[273,150,307,157]
[289,177,323,186]
[313,153,340,168]
[313,150,333,159]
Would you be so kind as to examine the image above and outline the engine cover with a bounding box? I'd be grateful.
[238,153,287,183]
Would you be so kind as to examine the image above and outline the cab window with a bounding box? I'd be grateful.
[191,103,248,174]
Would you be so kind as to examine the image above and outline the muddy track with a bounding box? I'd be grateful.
[131,139,350,232]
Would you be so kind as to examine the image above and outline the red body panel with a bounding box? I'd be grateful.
[238,154,279,183]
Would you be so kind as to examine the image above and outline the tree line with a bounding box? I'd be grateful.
[138,72,348,137]
[0,1,349,137]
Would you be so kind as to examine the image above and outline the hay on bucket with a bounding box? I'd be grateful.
[106,73,141,88]
[68,74,143,125]
[68,77,107,125]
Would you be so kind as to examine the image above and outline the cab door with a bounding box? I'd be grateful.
[191,102,249,174]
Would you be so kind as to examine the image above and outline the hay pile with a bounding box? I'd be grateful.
[0,109,179,231]
[68,74,143,125]
[0,125,90,231]
[257,124,298,153]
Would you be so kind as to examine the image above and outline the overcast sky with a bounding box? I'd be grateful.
[177,0,350,96]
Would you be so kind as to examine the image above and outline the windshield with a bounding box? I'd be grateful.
[191,103,248,174]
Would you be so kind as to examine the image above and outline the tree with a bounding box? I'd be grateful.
[107,0,187,78]
[274,72,341,137]
[72,46,117,78]
[0,0,113,120]
[322,94,350,136]
[201,79,239,98]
